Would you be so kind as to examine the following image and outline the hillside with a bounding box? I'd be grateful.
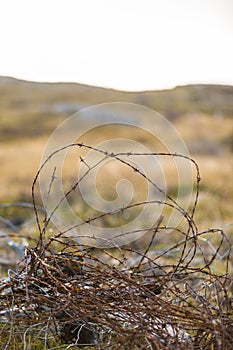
[0,76,232,232]
[1,77,233,112]
[0,76,233,141]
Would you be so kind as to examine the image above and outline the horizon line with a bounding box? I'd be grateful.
[0,74,233,94]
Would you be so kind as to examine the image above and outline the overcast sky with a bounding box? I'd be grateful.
[0,0,232,91]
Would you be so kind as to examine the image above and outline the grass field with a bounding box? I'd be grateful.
[0,82,232,230]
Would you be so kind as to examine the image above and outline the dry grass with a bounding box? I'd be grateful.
[0,136,47,200]
[1,115,232,229]
[0,144,232,349]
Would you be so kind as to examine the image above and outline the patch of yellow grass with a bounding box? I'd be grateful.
[0,136,48,200]
[1,113,232,231]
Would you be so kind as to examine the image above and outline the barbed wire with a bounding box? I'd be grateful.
[0,143,232,349]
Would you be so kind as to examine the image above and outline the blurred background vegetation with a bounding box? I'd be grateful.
[0,76,232,232]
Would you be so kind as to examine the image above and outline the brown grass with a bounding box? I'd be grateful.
[0,144,232,349]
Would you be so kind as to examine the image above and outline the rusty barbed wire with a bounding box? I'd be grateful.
[0,143,232,349]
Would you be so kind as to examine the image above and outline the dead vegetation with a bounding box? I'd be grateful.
[0,144,232,349]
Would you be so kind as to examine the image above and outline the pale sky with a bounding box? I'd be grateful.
[0,0,232,91]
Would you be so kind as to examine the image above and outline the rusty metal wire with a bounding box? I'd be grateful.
[0,143,232,349]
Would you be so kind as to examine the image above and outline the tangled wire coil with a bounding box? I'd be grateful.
[0,143,232,349]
